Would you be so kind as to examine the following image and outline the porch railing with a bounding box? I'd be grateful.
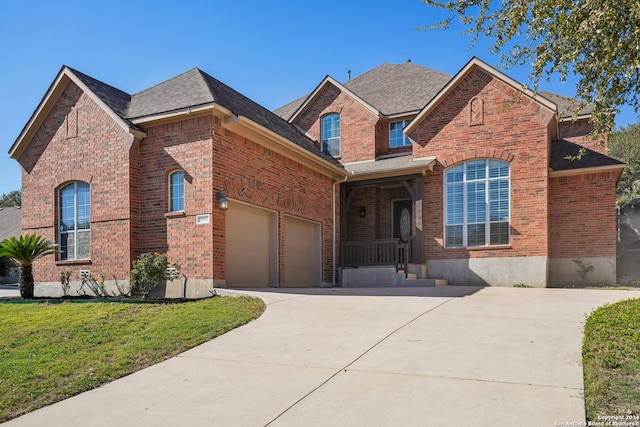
[341,239,410,277]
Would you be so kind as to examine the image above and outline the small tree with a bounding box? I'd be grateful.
[130,253,180,298]
[0,234,58,298]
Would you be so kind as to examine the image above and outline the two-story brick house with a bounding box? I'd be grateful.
[9,57,624,296]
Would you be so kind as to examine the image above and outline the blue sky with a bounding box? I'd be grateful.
[1,0,637,197]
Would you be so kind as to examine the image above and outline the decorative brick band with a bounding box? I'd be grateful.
[50,171,93,189]
[440,149,515,168]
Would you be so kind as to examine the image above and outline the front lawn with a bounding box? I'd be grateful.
[583,298,640,419]
[0,296,265,422]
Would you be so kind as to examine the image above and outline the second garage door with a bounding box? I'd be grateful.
[226,201,277,287]
[284,216,320,287]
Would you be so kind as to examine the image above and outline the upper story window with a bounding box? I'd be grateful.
[321,113,340,157]
[169,170,184,212]
[444,159,510,247]
[59,181,90,260]
[390,120,411,148]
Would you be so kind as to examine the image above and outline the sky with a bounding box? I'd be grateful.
[1,0,637,197]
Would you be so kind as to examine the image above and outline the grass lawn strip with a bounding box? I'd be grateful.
[0,296,265,422]
[583,298,640,419]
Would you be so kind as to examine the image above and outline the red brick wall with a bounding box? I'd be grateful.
[559,119,608,155]
[138,115,215,280]
[211,116,338,285]
[549,173,618,258]
[410,67,555,260]
[18,81,134,282]
[294,84,378,163]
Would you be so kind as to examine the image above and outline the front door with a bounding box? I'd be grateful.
[393,199,412,243]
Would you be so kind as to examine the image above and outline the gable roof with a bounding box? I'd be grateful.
[404,57,558,135]
[274,61,452,120]
[10,67,343,172]
[286,75,380,124]
[549,139,625,176]
[538,91,596,120]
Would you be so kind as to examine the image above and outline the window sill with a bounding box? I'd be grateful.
[56,259,92,266]
[446,245,512,251]
[165,211,186,218]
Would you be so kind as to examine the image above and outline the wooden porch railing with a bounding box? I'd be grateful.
[341,239,411,277]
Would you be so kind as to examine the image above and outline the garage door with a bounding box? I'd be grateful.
[284,216,320,287]
[226,202,276,287]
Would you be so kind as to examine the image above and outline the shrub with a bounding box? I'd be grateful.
[130,253,180,298]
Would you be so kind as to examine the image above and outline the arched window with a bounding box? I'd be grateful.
[169,170,184,212]
[444,159,510,247]
[321,113,340,157]
[59,181,90,260]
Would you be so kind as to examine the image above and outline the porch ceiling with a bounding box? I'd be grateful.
[343,155,436,181]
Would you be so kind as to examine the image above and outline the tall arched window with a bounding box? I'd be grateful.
[444,159,510,247]
[169,170,184,212]
[321,113,340,157]
[59,181,90,260]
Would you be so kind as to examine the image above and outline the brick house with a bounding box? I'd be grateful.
[9,57,624,296]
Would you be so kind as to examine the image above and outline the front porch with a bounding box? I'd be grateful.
[338,165,446,287]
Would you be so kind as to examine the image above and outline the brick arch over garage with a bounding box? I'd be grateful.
[439,149,515,168]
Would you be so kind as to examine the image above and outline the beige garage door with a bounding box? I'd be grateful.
[226,202,276,287]
[284,216,320,288]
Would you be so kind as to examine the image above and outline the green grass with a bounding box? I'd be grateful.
[0,296,265,422]
[583,298,640,419]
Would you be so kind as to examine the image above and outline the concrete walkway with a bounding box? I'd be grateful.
[6,286,640,426]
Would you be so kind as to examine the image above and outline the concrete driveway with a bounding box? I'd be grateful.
[6,286,640,426]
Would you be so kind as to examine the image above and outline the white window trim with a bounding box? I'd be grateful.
[58,181,90,261]
[389,119,411,148]
[444,160,510,248]
[321,113,341,157]
[168,170,185,212]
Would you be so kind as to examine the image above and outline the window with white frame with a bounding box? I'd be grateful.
[321,113,340,157]
[59,181,90,260]
[169,170,184,212]
[389,119,411,148]
[444,159,510,247]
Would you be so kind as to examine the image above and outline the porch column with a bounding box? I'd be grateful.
[414,174,424,263]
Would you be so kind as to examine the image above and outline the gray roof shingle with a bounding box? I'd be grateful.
[539,91,596,119]
[549,139,624,171]
[66,67,340,166]
[274,62,452,119]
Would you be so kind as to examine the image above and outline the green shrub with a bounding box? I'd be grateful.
[130,253,180,298]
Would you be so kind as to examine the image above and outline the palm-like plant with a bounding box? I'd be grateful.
[0,234,58,298]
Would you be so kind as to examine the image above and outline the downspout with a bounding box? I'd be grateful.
[333,174,349,287]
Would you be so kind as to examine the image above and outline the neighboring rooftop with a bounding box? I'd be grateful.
[0,207,21,241]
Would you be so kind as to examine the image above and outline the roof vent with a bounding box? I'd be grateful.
[347,70,351,81]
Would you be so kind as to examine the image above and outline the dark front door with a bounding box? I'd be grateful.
[393,199,412,243]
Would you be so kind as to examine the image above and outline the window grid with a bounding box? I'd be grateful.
[321,114,340,157]
[59,182,90,261]
[444,160,510,247]
[389,120,411,148]
[169,171,184,212]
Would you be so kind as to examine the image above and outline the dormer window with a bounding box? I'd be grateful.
[390,120,411,148]
[321,113,340,157]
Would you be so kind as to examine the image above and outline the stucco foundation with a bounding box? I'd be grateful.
[427,256,548,287]
[549,257,616,287]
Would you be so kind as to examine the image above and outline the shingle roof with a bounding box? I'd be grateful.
[344,154,436,176]
[0,207,21,241]
[67,67,137,128]
[65,67,339,165]
[539,91,596,119]
[549,139,624,171]
[274,62,452,119]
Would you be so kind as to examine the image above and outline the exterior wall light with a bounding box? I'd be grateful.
[216,192,229,211]
[360,206,366,218]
